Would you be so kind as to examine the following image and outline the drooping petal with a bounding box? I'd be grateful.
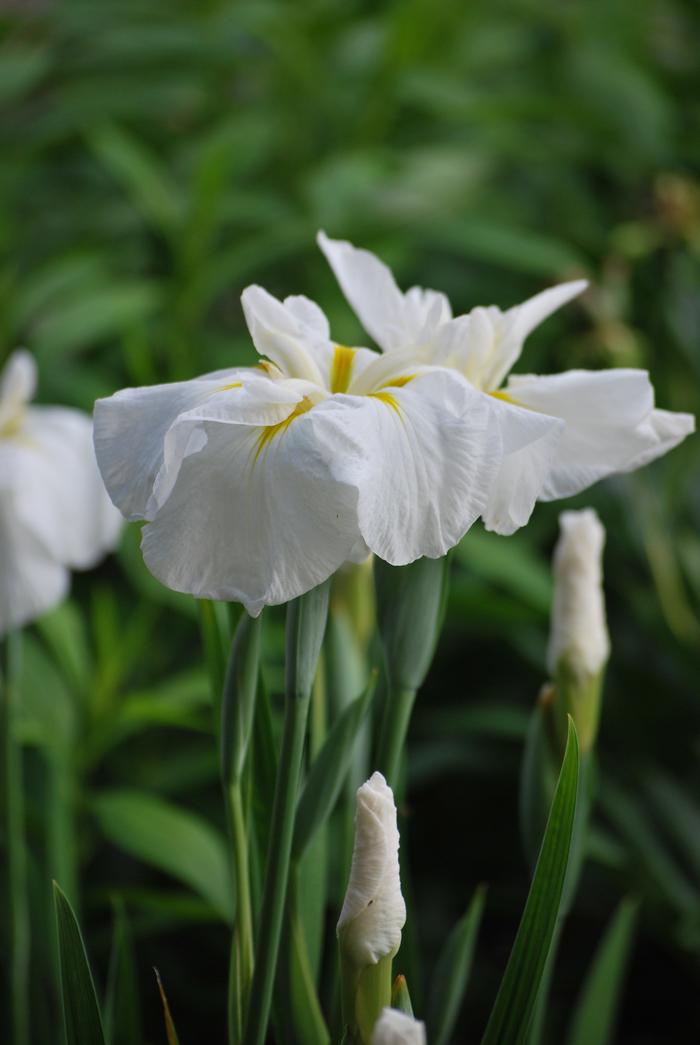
[93,369,296,520]
[241,285,329,384]
[506,369,694,499]
[312,369,499,564]
[19,407,122,568]
[0,479,69,635]
[318,232,451,354]
[139,405,365,615]
[337,772,405,968]
[482,398,565,535]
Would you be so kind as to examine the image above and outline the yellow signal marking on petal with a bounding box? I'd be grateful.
[368,391,402,414]
[490,389,516,404]
[378,373,416,390]
[254,396,314,461]
[218,381,243,392]
[330,346,356,394]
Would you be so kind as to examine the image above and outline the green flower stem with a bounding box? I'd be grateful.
[376,685,417,790]
[228,780,254,1007]
[243,583,329,1045]
[47,748,80,910]
[1,632,30,1045]
[243,686,312,1045]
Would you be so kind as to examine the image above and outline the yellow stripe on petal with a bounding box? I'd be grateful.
[490,389,516,404]
[218,381,243,392]
[379,373,415,390]
[368,391,402,415]
[330,346,357,394]
[254,396,314,460]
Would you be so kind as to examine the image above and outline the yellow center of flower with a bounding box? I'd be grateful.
[330,346,356,394]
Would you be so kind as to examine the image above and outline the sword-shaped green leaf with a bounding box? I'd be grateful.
[54,881,107,1045]
[481,718,580,1045]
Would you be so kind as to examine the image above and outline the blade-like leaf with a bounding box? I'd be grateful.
[292,674,376,860]
[428,885,486,1045]
[566,898,639,1045]
[104,901,142,1045]
[54,881,107,1045]
[481,718,580,1045]
[93,790,233,923]
[155,969,181,1045]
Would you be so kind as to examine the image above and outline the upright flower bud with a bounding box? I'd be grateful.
[338,772,406,1043]
[547,509,609,752]
[370,1008,427,1045]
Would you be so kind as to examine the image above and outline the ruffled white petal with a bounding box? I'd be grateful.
[482,398,565,535]
[93,370,295,520]
[318,232,451,353]
[139,405,364,615]
[338,772,405,968]
[241,285,329,385]
[505,369,694,500]
[371,1009,427,1045]
[317,370,500,563]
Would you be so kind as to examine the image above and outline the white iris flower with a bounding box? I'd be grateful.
[94,287,502,615]
[0,351,122,635]
[318,233,695,535]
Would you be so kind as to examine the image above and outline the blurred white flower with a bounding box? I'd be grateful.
[0,351,122,635]
[338,771,406,968]
[318,232,695,535]
[95,287,500,615]
[548,508,609,679]
[371,1009,427,1045]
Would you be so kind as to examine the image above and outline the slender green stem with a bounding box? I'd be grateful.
[2,633,30,1045]
[229,781,254,996]
[243,688,312,1045]
[376,684,417,790]
[47,750,79,910]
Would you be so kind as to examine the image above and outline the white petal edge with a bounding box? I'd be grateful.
[505,369,693,500]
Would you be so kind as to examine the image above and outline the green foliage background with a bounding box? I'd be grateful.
[1,0,699,1042]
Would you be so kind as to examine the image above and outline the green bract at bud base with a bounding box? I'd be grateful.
[374,555,449,693]
[551,660,605,756]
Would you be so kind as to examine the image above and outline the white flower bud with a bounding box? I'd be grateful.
[370,1008,427,1045]
[338,772,406,969]
[547,509,609,678]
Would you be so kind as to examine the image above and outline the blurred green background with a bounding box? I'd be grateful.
[1,0,699,1042]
